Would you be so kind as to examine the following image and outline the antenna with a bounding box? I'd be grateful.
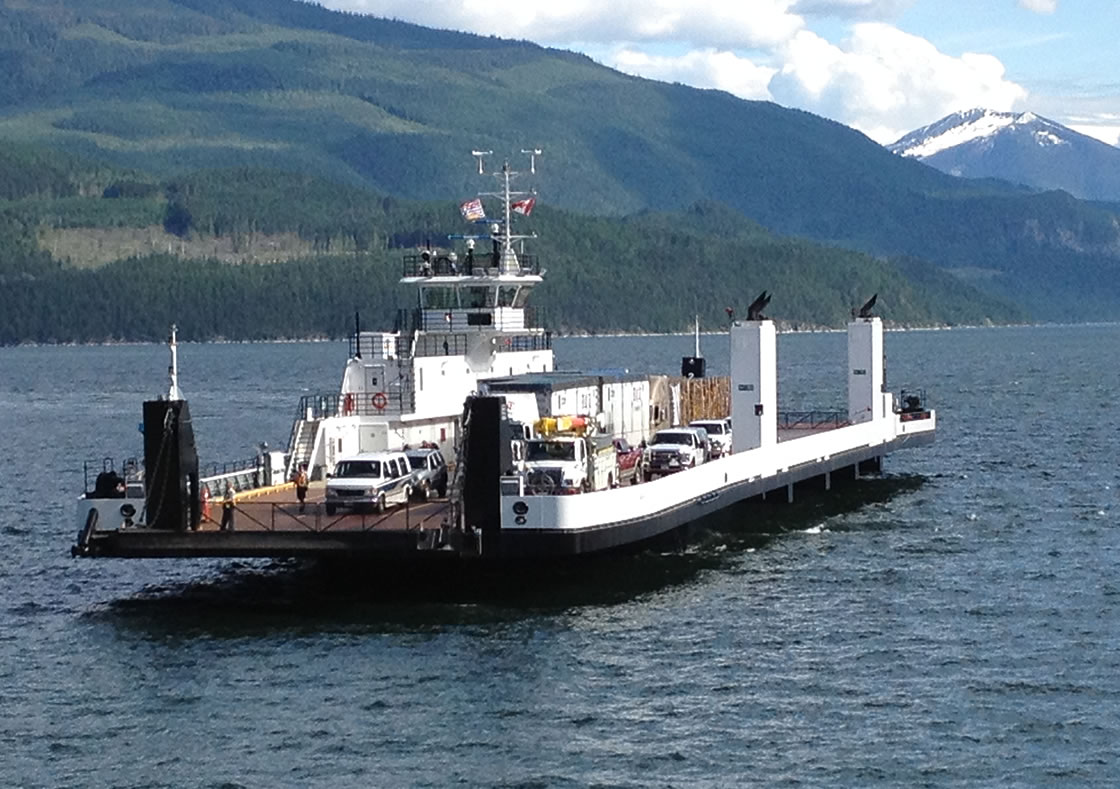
[471,149,540,274]
[521,148,543,174]
[471,149,492,174]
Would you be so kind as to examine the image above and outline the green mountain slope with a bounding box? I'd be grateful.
[0,0,1116,320]
[0,152,1025,343]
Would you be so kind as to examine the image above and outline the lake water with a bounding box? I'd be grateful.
[2,325,1119,787]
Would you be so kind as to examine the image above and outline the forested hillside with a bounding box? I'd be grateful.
[0,0,1117,324]
[0,150,1024,343]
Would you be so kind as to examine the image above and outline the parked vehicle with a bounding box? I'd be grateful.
[522,416,618,494]
[404,447,448,500]
[325,451,413,514]
[642,427,708,481]
[689,418,732,458]
[614,437,643,485]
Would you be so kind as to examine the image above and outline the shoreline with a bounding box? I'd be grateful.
[4,320,1117,349]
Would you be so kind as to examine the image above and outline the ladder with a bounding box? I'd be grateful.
[286,418,321,481]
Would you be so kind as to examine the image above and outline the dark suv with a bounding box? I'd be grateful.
[404,447,449,500]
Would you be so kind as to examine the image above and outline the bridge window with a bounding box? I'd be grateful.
[498,286,519,307]
[421,287,457,309]
[463,287,494,309]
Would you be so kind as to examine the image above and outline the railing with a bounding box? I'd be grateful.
[200,456,264,497]
[397,307,545,333]
[899,388,928,413]
[409,329,552,358]
[898,388,931,422]
[82,456,142,497]
[348,332,407,360]
[296,388,416,419]
[199,499,448,534]
[401,253,540,278]
[777,410,849,430]
[413,333,469,358]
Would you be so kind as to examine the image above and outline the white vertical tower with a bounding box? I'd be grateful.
[847,316,886,424]
[168,324,184,402]
[730,320,777,453]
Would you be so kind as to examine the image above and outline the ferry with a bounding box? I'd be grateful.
[72,151,936,563]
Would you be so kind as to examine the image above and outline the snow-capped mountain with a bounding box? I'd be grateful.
[889,109,1120,202]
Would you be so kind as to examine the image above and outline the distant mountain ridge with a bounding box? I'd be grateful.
[0,1,1118,320]
[889,109,1120,202]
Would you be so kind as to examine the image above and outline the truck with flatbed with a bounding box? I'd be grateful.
[521,416,620,494]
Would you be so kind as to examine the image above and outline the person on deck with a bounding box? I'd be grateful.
[295,464,309,513]
[220,485,235,532]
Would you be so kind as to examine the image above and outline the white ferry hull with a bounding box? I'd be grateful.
[487,422,933,558]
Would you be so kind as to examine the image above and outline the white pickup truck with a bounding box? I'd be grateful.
[522,431,618,495]
[689,418,732,458]
[642,427,708,481]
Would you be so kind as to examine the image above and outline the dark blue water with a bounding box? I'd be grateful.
[2,325,1119,787]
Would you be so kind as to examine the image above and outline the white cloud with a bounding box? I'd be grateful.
[1016,0,1057,13]
[793,0,914,20]
[1067,125,1120,146]
[320,1,1035,145]
[321,0,804,48]
[609,48,777,101]
[768,24,1028,142]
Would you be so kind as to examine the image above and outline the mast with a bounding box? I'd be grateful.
[168,324,183,402]
[475,149,540,273]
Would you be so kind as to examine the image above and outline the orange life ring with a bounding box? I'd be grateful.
[371,392,388,411]
[343,393,354,415]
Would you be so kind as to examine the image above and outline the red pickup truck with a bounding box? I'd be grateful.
[614,438,643,485]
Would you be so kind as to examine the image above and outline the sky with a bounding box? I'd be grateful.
[315,0,1120,146]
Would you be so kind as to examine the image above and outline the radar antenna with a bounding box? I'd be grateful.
[521,148,543,174]
[471,150,492,175]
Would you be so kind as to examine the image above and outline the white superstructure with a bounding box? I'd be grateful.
[287,153,554,480]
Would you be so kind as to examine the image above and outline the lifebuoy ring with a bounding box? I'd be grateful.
[371,392,388,411]
[343,393,354,415]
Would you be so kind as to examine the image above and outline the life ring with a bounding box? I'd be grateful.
[371,392,388,411]
[343,393,354,415]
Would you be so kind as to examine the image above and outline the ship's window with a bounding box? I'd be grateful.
[463,286,493,309]
[498,286,519,307]
[512,288,531,308]
[422,287,457,309]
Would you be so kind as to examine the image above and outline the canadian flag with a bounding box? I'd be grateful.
[511,196,536,216]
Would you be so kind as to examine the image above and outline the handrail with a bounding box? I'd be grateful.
[401,252,540,278]
[777,410,849,430]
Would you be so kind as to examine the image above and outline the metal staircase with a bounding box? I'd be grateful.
[286,418,321,481]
